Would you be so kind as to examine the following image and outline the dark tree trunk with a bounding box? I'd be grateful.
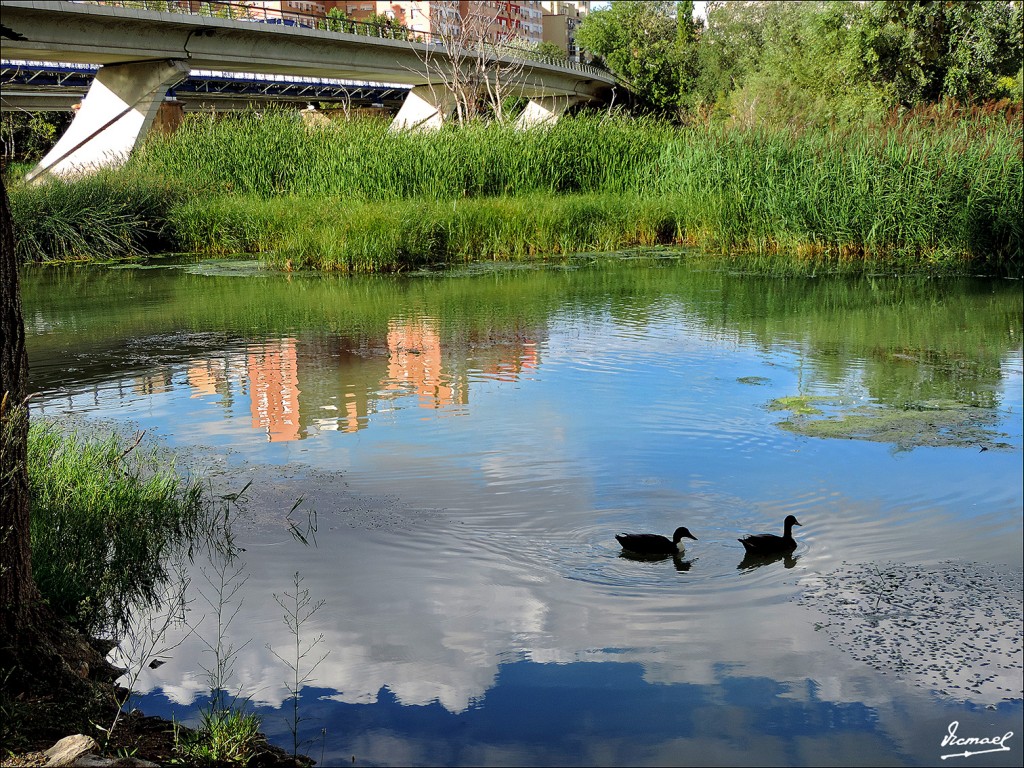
[0,172,36,637]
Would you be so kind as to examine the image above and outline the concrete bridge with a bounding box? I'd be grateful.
[0,0,614,181]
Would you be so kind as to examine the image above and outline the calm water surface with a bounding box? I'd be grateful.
[22,258,1023,767]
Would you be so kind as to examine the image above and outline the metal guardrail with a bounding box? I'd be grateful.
[70,0,611,80]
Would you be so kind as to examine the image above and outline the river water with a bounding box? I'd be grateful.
[21,256,1023,767]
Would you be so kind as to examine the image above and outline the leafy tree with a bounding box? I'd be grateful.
[674,0,703,113]
[861,0,1023,105]
[1,148,34,645]
[533,40,568,61]
[1,111,74,164]
[693,1,786,117]
[717,2,889,127]
[368,12,411,40]
[323,6,356,34]
[576,1,686,115]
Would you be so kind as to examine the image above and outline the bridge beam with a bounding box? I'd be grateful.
[389,85,455,132]
[28,59,189,183]
[515,95,586,129]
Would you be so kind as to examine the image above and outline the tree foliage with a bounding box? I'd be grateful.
[861,0,1022,105]
[575,1,689,115]
[577,0,1024,126]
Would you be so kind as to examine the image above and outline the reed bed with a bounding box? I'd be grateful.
[9,109,1021,274]
[27,421,205,638]
[8,168,186,262]
[168,193,683,271]
[131,112,671,199]
[656,119,1022,270]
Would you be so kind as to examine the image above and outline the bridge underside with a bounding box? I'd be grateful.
[0,62,412,113]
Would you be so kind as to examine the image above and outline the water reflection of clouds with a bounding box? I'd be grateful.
[26,268,1024,764]
[138,661,1021,767]
[133,489,995,724]
[146,551,550,714]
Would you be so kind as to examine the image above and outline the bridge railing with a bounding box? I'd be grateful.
[74,0,611,80]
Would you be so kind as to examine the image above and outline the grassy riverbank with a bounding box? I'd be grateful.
[2,422,298,765]
[7,109,1022,275]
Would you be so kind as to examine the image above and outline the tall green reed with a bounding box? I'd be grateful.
[8,108,1021,273]
[27,421,205,638]
[7,168,187,262]
[130,111,671,200]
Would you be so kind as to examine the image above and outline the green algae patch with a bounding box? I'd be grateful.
[768,395,826,416]
[769,396,1013,450]
[178,259,268,277]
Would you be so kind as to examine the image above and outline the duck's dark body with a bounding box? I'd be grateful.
[738,515,801,554]
[616,526,697,555]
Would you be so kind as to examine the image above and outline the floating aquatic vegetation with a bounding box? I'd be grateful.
[769,396,1013,450]
[798,561,1023,705]
[178,259,270,277]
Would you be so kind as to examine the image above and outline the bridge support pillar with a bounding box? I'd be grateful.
[515,95,585,129]
[28,59,189,182]
[152,97,185,135]
[389,86,454,132]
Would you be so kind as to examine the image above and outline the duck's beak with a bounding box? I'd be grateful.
[686,532,698,540]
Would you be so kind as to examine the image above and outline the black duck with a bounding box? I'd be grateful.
[738,515,801,555]
[616,526,697,555]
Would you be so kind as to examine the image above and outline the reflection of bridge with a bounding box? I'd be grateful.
[0,0,614,180]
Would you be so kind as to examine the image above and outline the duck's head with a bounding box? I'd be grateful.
[672,527,698,543]
[784,515,802,528]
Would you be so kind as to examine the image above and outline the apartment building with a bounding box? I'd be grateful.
[327,2,544,45]
[460,1,545,47]
[237,1,328,20]
[330,2,462,38]
[540,1,589,61]
[178,0,586,53]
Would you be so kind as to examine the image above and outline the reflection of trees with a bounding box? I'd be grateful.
[22,265,1021,422]
[863,348,1003,409]
[685,274,1019,410]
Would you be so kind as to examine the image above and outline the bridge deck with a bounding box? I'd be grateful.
[0,0,614,100]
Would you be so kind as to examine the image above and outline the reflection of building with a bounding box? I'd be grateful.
[386,321,467,409]
[188,358,227,397]
[182,321,544,439]
[476,337,538,380]
[248,339,302,442]
[133,370,173,396]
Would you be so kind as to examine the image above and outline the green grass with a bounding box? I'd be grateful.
[171,708,265,767]
[7,168,186,263]
[27,421,205,638]
[168,192,683,271]
[130,112,671,199]
[7,109,1021,274]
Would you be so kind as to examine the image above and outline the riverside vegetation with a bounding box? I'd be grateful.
[6,107,1022,276]
[1,422,304,765]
